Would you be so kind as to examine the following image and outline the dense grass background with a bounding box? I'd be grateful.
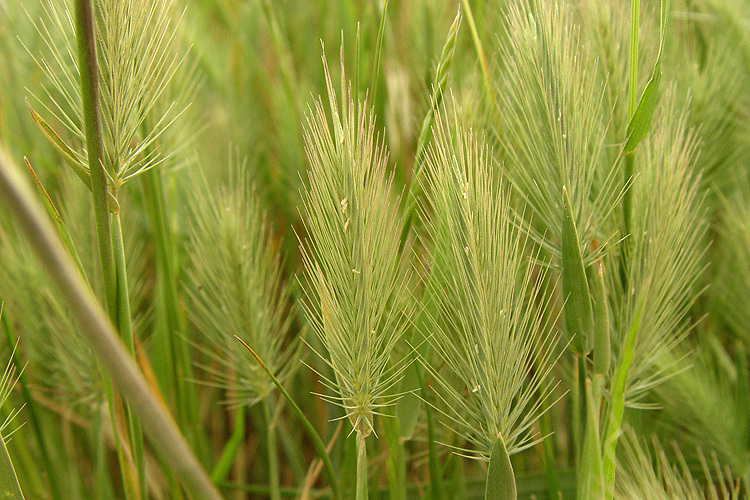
[0,0,749,498]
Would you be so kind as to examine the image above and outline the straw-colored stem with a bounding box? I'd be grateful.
[0,144,224,500]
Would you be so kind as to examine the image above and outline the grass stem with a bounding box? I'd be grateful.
[265,401,281,500]
[355,432,368,500]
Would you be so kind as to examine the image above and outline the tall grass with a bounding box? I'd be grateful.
[0,0,748,499]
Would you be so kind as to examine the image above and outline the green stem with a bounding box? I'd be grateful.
[417,365,444,500]
[355,432,368,500]
[111,214,146,500]
[74,3,147,497]
[265,401,281,500]
[624,0,640,235]
[577,354,588,460]
[382,411,406,500]
[602,308,642,499]
[571,354,581,466]
[74,0,116,318]
[211,406,245,483]
[538,409,560,498]
[628,0,640,121]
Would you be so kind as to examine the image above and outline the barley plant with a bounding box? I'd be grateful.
[0,0,748,499]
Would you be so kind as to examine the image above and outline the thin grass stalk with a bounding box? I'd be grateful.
[74,0,115,317]
[623,0,640,234]
[382,410,406,500]
[111,213,146,499]
[92,409,115,499]
[0,144,224,500]
[417,365,444,500]
[538,406,560,498]
[355,432,368,500]
[264,401,281,500]
[571,356,581,467]
[602,307,642,500]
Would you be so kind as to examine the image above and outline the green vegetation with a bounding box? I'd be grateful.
[0,0,749,498]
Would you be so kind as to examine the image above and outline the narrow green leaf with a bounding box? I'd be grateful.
[562,186,593,354]
[23,158,86,276]
[26,98,87,180]
[622,0,669,154]
[485,434,516,500]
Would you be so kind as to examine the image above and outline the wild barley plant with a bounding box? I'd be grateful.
[420,110,559,500]
[186,159,299,497]
[299,58,414,500]
[1,0,749,498]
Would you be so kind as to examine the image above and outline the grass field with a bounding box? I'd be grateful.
[0,0,749,498]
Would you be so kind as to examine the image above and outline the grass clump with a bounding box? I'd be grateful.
[0,0,749,499]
